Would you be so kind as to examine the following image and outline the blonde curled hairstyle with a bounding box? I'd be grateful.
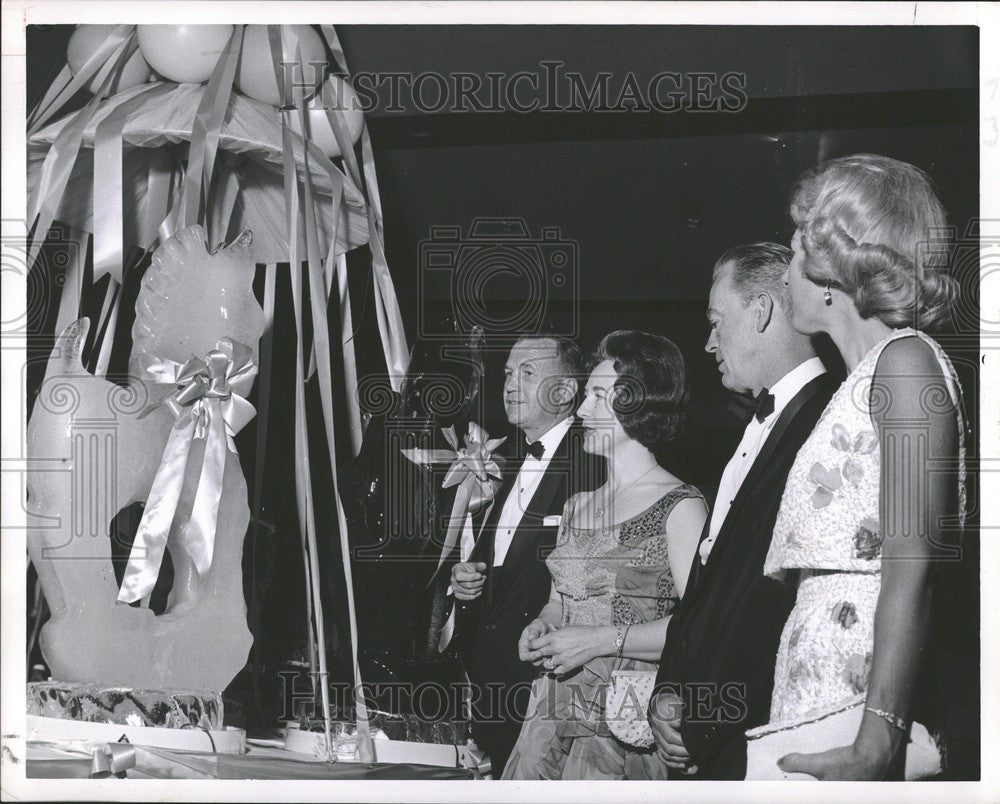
[789,153,956,330]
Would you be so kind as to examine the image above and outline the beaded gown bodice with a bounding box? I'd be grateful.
[547,484,703,628]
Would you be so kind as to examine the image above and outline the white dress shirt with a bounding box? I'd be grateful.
[699,357,826,565]
[439,416,574,652]
[460,415,573,566]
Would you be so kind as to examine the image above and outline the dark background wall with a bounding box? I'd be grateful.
[339,26,980,497]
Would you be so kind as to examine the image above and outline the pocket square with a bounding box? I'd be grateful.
[543,515,562,527]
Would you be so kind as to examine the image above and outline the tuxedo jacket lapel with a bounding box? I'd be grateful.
[490,428,572,599]
[684,513,714,598]
[469,443,520,564]
[696,373,832,585]
[522,431,572,523]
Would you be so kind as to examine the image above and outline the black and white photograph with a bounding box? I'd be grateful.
[1,2,996,800]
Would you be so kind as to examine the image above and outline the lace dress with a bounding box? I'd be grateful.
[502,484,704,780]
[763,329,966,724]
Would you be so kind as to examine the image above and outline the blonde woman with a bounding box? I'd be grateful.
[758,154,965,780]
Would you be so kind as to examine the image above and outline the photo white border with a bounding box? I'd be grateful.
[2,2,997,801]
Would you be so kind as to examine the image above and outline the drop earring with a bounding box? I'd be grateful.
[823,281,833,306]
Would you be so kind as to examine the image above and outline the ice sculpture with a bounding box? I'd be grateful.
[27,224,265,692]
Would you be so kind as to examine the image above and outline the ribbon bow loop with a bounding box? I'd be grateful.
[139,338,258,444]
[118,338,258,604]
[89,740,136,778]
[401,422,507,581]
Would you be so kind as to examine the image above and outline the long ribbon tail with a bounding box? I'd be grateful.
[336,252,363,456]
[295,66,374,764]
[27,64,73,133]
[318,24,409,390]
[210,159,242,249]
[143,148,175,251]
[117,418,196,603]
[275,42,332,760]
[90,279,121,378]
[185,401,228,576]
[27,43,137,271]
[429,479,475,586]
[252,263,276,522]
[92,83,174,284]
[179,25,244,229]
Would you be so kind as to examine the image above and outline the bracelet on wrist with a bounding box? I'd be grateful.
[614,623,632,659]
[864,706,908,733]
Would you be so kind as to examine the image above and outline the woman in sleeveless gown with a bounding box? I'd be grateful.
[755,154,965,780]
[502,331,707,780]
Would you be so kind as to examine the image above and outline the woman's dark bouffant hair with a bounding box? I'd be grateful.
[591,330,689,450]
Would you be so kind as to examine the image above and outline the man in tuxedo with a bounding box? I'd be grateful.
[649,243,837,779]
[447,335,604,776]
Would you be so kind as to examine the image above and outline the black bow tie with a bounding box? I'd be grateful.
[752,388,775,423]
[525,440,545,460]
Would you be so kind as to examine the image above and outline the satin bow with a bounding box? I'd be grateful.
[89,740,136,778]
[402,422,506,579]
[461,746,492,778]
[117,339,257,604]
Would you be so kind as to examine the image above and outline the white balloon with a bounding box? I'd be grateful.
[236,24,328,107]
[286,76,364,158]
[137,25,234,84]
[67,24,152,96]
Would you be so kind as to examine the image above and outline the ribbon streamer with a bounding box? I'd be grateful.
[179,25,244,229]
[144,149,176,251]
[319,25,410,391]
[28,25,136,135]
[335,252,364,455]
[117,339,257,604]
[283,47,376,760]
[90,278,121,378]
[27,41,139,272]
[402,422,506,580]
[92,83,175,284]
[278,76,332,761]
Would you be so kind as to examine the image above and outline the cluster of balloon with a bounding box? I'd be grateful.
[287,76,366,158]
[64,24,365,158]
[235,24,326,107]
[66,24,153,96]
[136,24,234,83]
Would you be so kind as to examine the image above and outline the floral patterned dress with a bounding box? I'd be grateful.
[763,329,966,724]
[502,484,704,780]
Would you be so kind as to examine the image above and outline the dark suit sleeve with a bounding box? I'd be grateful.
[677,575,794,768]
[448,595,475,656]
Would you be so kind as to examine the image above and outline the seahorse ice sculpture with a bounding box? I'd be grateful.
[27,224,265,692]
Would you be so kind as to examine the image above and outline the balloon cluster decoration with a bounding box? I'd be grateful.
[67,24,152,95]
[26,24,411,763]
